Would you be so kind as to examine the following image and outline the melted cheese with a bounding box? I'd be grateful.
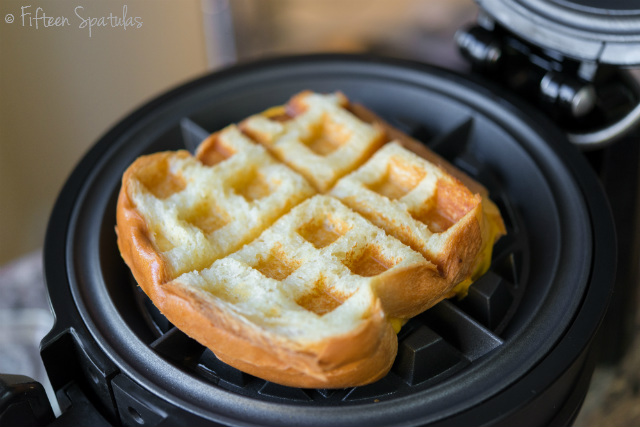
[390,197,505,333]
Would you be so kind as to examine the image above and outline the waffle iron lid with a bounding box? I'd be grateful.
[477,0,640,65]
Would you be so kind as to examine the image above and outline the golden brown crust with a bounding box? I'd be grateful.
[162,281,397,388]
[434,203,483,285]
[196,131,238,166]
[115,93,505,389]
[115,152,186,307]
[370,263,450,319]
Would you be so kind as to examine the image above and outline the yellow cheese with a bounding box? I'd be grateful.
[392,197,505,332]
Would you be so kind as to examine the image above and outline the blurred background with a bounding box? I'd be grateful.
[0,0,476,268]
[0,1,638,426]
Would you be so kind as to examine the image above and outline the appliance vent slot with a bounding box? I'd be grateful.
[426,118,474,162]
[418,301,503,361]
[181,118,211,154]
[149,327,203,366]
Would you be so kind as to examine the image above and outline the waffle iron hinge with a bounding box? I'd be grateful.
[456,21,598,121]
[455,16,640,149]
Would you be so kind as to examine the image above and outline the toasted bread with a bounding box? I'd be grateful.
[240,91,386,192]
[116,91,505,388]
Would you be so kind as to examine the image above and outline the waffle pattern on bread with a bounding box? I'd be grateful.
[119,125,316,279]
[116,91,505,388]
[240,91,386,191]
[331,142,483,286]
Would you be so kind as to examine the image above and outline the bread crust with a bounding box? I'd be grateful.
[116,152,187,306]
[115,94,505,389]
[163,281,397,388]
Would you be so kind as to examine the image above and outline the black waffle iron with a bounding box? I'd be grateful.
[4,1,640,426]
